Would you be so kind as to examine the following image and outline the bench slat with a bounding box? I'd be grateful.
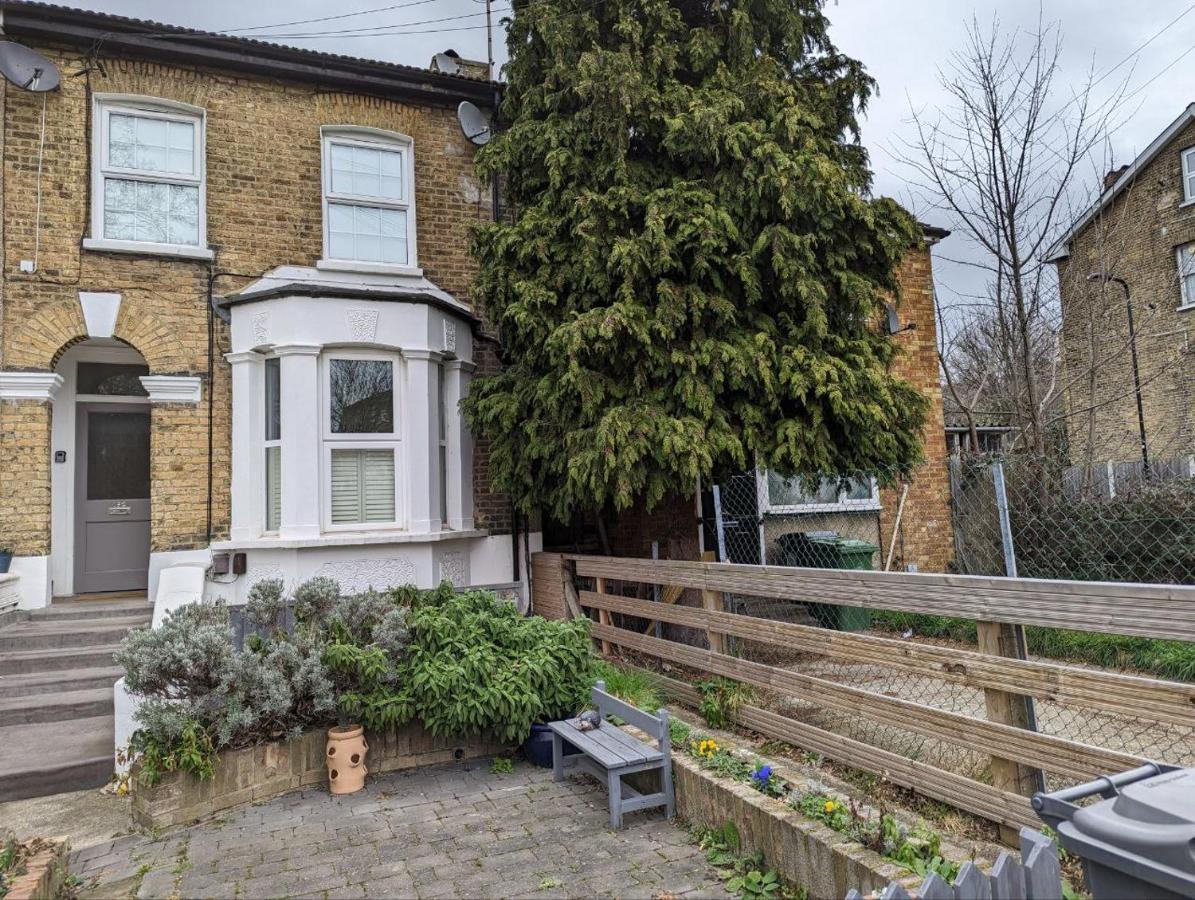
[583,724,660,765]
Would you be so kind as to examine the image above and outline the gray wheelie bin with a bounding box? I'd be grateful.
[1033,762,1195,899]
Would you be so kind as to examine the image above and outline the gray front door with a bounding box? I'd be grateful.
[74,404,151,594]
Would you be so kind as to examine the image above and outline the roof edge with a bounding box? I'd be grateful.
[1,1,497,108]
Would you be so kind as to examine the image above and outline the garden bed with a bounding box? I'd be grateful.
[131,722,510,828]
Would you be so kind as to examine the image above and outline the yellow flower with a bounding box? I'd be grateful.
[824,800,836,813]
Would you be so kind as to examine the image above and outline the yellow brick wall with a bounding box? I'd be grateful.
[0,44,491,556]
[1058,118,1195,465]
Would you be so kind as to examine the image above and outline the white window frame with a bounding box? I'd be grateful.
[1183,147,1195,204]
[758,470,881,514]
[318,126,419,275]
[85,95,212,260]
[1179,242,1195,310]
[321,351,403,532]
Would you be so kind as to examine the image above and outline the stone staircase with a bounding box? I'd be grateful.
[0,598,150,802]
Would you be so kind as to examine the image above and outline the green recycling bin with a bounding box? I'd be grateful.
[775,532,877,631]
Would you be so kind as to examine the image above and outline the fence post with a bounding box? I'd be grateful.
[595,576,612,656]
[985,459,1045,844]
[700,550,725,655]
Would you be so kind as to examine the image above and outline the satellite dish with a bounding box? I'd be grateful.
[457,100,491,146]
[884,303,916,335]
[432,53,460,76]
[0,42,60,92]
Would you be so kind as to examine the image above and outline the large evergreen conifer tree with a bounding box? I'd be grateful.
[464,0,929,521]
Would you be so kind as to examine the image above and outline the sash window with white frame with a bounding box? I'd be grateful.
[1183,147,1195,203]
[92,98,205,249]
[1179,243,1195,309]
[264,357,282,532]
[324,354,400,528]
[321,128,415,268]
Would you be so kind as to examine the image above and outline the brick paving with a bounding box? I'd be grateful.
[71,759,732,899]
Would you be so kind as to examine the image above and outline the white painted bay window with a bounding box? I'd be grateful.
[324,355,401,528]
[320,128,416,271]
[87,97,209,257]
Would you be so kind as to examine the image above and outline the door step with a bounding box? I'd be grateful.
[0,666,124,698]
[0,644,124,676]
[0,687,113,726]
[0,617,149,652]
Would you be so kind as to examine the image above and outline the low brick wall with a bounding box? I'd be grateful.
[131,722,510,828]
[4,839,67,900]
[671,752,919,899]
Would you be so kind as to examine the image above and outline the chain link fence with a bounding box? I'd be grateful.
[693,459,1195,790]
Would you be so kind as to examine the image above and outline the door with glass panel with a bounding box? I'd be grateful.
[74,403,151,593]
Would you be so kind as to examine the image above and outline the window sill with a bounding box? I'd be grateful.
[1179,197,1195,209]
[83,238,215,261]
[316,258,423,278]
[1178,303,1195,313]
[210,528,488,551]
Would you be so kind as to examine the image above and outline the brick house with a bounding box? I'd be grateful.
[0,2,531,611]
[1049,103,1195,466]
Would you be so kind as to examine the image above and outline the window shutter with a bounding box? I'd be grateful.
[331,449,395,524]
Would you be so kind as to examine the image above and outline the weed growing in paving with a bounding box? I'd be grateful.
[490,757,515,776]
[694,822,804,900]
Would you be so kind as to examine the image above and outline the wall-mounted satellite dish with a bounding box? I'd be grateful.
[432,53,460,76]
[457,100,491,146]
[884,303,915,335]
[0,41,60,92]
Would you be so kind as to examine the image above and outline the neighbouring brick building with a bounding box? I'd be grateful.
[1050,103,1195,467]
[0,2,526,610]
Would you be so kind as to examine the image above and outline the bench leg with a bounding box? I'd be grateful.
[551,733,564,782]
[608,770,623,830]
[662,761,675,820]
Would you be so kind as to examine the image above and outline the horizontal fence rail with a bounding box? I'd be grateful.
[534,552,1195,836]
[571,555,1195,642]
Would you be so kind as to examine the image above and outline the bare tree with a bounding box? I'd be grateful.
[898,15,1120,455]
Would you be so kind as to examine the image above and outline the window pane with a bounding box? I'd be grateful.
[330,448,395,524]
[265,446,281,532]
[77,362,149,396]
[103,179,199,246]
[326,203,407,264]
[108,113,194,175]
[264,358,281,441]
[843,478,873,501]
[329,359,394,434]
[87,412,150,500]
[329,142,404,200]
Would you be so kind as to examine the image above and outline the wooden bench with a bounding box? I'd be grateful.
[548,680,675,829]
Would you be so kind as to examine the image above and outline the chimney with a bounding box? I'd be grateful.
[430,48,492,81]
[1103,164,1129,190]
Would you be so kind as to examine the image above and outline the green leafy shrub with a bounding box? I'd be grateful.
[128,712,218,786]
[405,586,596,742]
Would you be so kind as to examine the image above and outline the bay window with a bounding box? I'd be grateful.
[321,128,416,269]
[88,97,208,256]
[324,355,400,528]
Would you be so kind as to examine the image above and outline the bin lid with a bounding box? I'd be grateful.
[836,539,879,553]
[1058,768,1195,894]
[806,532,841,546]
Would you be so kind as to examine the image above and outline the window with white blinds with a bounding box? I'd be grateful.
[324,354,400,528]
[330,449,396,524]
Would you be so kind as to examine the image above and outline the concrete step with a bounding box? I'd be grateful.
[0,666,124,698]
[0,617,147,652]
[0,687,112,726]
[0,715,114,802]
[29,600,150,623]
[0,645,122,676]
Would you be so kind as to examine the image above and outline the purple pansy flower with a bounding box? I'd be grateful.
[751,764,773,786]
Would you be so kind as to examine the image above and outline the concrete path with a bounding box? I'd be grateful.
[71,759,732,899]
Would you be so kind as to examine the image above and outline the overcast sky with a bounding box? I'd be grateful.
[67,0,1194,308]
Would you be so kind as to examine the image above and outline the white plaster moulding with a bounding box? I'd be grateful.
[209,528,489,551]
[139,375,203,404]
[0,372,64,401]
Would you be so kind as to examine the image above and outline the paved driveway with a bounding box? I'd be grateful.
[72,759,731,899]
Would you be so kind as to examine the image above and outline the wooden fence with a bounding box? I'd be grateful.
[531,552,1195,839]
